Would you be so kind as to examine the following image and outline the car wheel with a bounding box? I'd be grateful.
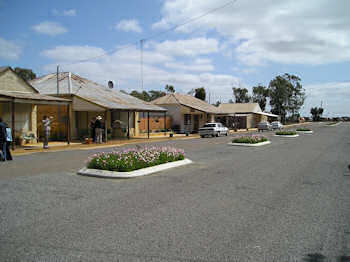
[200,135,204,138]
[216,132,219,137]
[225,132,228,136]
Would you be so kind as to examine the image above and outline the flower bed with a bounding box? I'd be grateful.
[86,146,185,172]
[275,131,297,136]
[232,135,268,144]
[296,128,312,132]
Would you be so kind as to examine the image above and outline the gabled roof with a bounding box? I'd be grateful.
[152,93,219,114]
[217,103,262,114]
[30,72,166,112]
[0,90,70,104]
[0,66,39,93]
[0,66,10,73]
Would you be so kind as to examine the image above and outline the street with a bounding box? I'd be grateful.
[1,123,350,261]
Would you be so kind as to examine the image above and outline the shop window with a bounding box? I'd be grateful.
[184,114,192,125]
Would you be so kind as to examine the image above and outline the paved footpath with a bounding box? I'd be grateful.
[0,123,350,261]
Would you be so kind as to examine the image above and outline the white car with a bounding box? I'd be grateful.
[271,121,283,130]
[199,122,228,137]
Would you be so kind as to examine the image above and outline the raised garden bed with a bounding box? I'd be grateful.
[296,128,313,134]
[78,146,192,178]
[275,131,299,137]
[228,135,271,147]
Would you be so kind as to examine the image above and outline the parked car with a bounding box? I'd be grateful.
[257,121,272,132]
[271,121,283,130]
[199,122,228,137]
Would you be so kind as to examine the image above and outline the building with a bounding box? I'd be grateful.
[0,66,70,147]
[152,93,219,133]
[30,72,167,140]
[216,103,279,129]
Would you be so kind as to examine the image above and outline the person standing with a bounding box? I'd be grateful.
[90,117,96,142]
[42,115,53,149]
[94,116,103,143]
[5,123,12,161]
[0,117,7,161]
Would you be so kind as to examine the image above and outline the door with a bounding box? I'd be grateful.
[193,115,199,132]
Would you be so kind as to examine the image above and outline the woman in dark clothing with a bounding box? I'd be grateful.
[90,118,96,142]
[94,116,103,143]
[5,123,12,160]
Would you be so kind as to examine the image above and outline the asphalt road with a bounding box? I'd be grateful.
[1,123,350,261]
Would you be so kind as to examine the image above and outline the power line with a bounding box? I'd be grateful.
[60,0,238,68]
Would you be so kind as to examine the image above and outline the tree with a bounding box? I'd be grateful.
[165,84,175,93]
[14,67,36,81]
[194,87,206,101]
[149,90,166,101]
[268,73,305,123]
[252,84,269,111]
[214,101,221,107]
[232,87,251,103]
[285,74,305,121]
[129,90,151,102]
[310,107,324,121]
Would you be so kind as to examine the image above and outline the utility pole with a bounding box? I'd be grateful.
[140,39,144,90]
[56,65,59,95]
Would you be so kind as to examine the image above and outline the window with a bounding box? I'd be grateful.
[184,114,192,125]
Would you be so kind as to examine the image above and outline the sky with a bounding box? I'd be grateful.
[1,0,350,117]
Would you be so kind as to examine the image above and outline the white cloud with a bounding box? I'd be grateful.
[153,0,350,66]
[41,42,240,100]
[152,37,219,57]
[32,21,67,36]
[115,19,142,33]
[63,9,76,16]
[51,9,76,16]
[41,45,105,62]
[302,82,350,116]
[0,37,22,60]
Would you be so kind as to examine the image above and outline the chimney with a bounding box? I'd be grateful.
[68,72,72,94]
[108,80,114,89]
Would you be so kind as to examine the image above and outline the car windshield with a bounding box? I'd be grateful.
[203,124,216,127]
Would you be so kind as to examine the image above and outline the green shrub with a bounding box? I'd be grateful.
[86,146,185,172]
[232,135,268,144]
[275,131,297,135]
[296,128,311,131]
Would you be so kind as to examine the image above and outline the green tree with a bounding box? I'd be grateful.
[129,90,151,102]
[194,87,206,101]
[14,67,36,81]
[252,84,269,111]
[214,101,221,107]
[149,90,166,101]
[165,84,175,93]
[232,87,251,103]
[310,107,324,121]
[268,73,305,123]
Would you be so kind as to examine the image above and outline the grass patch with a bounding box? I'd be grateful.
[232,135,268,144]
[86,146,185,172]
[275,131,297,136]
[296,128,312,131]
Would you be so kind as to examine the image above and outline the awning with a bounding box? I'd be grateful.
[0,91,70,105]
[255,112,279,118]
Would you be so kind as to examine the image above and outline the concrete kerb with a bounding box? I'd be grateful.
[274,134,299,138]
[296,130,313,134]
[227,141,271,147]
[77,158,193,178]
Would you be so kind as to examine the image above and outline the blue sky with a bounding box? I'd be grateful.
[1,0,350,116]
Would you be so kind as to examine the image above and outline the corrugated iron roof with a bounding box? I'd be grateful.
[217,103,262,114]
[30,72,166,112]
[0,66,10,73]
[0,90,70,103]
[152,93,220,114]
